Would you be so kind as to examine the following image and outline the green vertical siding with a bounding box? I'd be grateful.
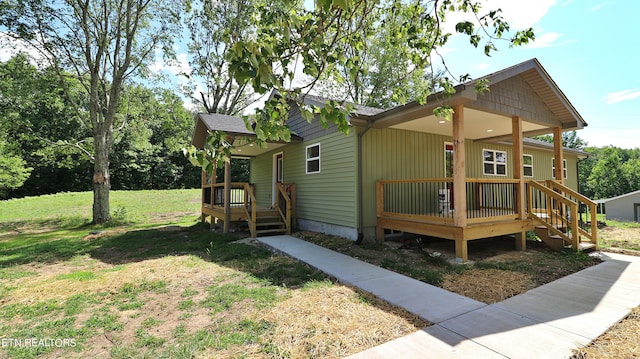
[250,131,358,228]
[361,127,582,228]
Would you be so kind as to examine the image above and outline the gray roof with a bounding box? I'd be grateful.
[596,189,640,203]
[191,112,302,149]
[197,113,254,136]
[301,93,385,117]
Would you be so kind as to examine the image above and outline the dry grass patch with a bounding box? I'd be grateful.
[572,306,640,359]
[259,284,428,358]
[442,269,535,304]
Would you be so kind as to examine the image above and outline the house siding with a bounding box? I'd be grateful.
[250,130,359,233]
[605,191,640,222]
[472,75,559,126]
[360,127,581,230]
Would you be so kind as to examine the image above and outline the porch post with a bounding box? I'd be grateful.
[224,159,231,233]
[512,116,527,251]
[452,104,467,262]
[553,127,564,185]
[452,104,466,227]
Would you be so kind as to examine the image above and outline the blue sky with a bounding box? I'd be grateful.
[3,0,635,149]
[439,0,639,149]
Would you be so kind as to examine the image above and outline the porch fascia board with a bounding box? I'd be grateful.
[368,87,477,129]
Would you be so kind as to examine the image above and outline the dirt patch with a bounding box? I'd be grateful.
[442,269,535,303]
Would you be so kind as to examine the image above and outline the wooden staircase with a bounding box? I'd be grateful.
[534,225,597,252]
[527,180,598,253]
[254,208,287,236]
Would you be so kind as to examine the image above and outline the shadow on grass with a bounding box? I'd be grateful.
[0,221,325,289]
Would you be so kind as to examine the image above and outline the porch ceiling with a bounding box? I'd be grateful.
[389,107,549,140]
[230,137,289,157]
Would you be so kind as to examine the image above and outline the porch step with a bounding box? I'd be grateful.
[256,228,287,236]
[534,225,595,252]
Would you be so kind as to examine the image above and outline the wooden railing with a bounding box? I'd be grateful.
[527,180,598,250]
[243,183,258,237]
[212,182,253,208]
[376,178,523,224]
[274,183,296,234]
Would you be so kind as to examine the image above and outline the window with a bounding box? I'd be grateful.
[523,154,534,177]
[306,143,320,174]
[483,149,507,176]
[552,158,567,179]
[444,142,454,177]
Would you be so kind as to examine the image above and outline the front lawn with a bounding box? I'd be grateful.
[0,190,424,358]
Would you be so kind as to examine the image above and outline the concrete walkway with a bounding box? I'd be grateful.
[257,235,640,359]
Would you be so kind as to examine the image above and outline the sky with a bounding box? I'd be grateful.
[437,0,640,149]
[2,0,637,149]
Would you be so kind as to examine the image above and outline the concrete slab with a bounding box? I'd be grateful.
[439,306,591,359]
[258,235,401,284]
[353,274,486,323]
[494,258,640,339]
[572,259,640,291]
[347,326,506,359]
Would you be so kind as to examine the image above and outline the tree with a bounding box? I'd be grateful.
[0,138,31,196]
[186,0,535,170]
[533,130,588,150]
[1,0,180,223]
[315,3,439,108]
[0,54,92,199]
[182,0,257,115]
[586,146,626,199]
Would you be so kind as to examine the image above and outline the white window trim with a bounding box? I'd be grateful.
[552,158,568,179]
[306,143,321,174]
[483,148,508,176]
[523,154,534,178]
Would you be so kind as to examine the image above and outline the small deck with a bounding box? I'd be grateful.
[200,180,296,238]
[376,178,598,261]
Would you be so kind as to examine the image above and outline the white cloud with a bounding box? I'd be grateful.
[441,0,556,34]
[603,89,640,105]
[150,52,191,77]
[524,32,563,49]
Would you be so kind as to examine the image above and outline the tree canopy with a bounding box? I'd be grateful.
[1,0,181,222]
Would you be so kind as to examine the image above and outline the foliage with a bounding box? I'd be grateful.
[0,55,199,199]
[0,0,181,223]
[0,138,32,196]
[533,130,588,150]
[186,0,535,173]
[182,0,257,115]
[582,146,640,199]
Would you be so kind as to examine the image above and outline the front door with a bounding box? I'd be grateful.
[272,152,283,205]
[635,203,640,223]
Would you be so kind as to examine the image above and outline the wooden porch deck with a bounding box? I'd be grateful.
[376,178,598,261]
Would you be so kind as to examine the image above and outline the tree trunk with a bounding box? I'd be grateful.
[92,129,111,224]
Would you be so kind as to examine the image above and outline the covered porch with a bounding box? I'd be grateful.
[191,112,300,237]
[368,59,598,261]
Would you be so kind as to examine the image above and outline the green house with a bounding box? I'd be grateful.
[192,58,598,261]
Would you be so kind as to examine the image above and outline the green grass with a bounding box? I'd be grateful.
[0,190,337,358]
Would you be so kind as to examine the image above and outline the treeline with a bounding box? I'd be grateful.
[579,146,640,200]
[0,54,201,199]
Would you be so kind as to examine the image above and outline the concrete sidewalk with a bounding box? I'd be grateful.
[257,235,640,359]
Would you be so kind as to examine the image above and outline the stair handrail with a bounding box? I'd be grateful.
[243,183,257,238]
[527,181,580,249]
[274,183,293,234]
[543,180,598,248]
